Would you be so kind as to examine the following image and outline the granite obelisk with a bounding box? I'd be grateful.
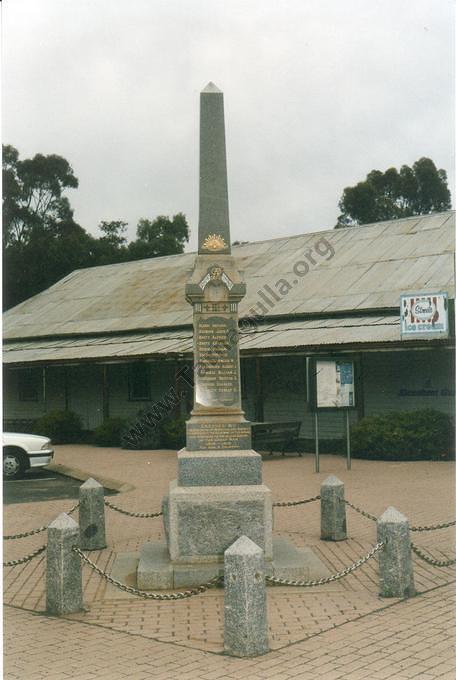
[198,82,230,255]
[136,83,330,589]
[185,82,253,453]
[165,82,273,572]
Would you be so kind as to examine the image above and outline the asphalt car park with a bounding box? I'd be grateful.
[3,467,117,505]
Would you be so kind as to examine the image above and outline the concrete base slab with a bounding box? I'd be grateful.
[107,551,140,599]
[137,542,174,590]
[134,536,330,590]
[272,536,331,580]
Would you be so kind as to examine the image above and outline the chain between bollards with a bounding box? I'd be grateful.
[3,544,47,567]
[103,499,163,518]
[410,520,456,532]
[273,495,321,507]
[411,543,456,567]
[73,547,221,599]
[266,541,385,586]
[4,503,80,540]
[342,498,378,522]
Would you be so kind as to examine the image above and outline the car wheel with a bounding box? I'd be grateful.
[3,449,27,480]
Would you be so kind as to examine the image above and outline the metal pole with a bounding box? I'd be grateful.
[102,365,110,422]
[314,411,319,473]
[42,367,47,412]
[346,410,351,470]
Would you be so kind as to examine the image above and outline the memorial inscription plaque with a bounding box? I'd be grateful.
[195,315,239,407]
[186,421,252,451]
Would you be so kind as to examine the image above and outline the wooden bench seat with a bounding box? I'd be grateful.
[251,421,302,456]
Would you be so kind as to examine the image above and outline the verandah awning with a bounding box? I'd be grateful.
[3,316,404,366]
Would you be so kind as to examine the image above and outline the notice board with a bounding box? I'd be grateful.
[315,359,355,409]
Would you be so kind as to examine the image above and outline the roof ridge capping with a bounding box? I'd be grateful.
[44,209,456,277]
[230,210,455,250]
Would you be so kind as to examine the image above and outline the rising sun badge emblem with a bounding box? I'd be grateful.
[202,233,227,251]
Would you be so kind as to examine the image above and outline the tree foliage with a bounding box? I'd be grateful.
[336,157,452,227]
[3,144,79,246]
[127,213,189,260]
[3,145,94,309]
[3,145,190,310]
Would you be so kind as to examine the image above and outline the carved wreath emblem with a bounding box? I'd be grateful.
[202,233,227,251]
[209,266,223,280]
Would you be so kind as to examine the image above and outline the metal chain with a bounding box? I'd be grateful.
[3,545,47,567]
[273,495,321,508]
[410,520,456,532]
[104,499,162,519]
[4,503,79,540]
[4,525,47,540]
[342,499,377,522]
[74,547,221,599]
[411,543,456,567]
[266,540,385,587]
[343,499,456,532]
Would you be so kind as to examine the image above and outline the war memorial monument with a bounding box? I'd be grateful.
[136,83,329,589]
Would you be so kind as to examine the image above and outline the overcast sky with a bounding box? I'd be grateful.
[3,0,454,250]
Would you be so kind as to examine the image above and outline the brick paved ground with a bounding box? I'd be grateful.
[3,447,456,678]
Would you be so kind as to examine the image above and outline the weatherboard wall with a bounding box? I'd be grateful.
[3,349,454,439]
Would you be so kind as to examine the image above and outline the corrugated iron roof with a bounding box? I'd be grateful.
[3,212,455,346]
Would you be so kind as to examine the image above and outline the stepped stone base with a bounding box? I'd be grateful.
[134,536,331,590]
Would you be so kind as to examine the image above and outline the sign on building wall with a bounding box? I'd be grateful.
[400,292,449,339]
[315,359,355,409]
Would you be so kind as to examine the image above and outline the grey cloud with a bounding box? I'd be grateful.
[3,0,453,250]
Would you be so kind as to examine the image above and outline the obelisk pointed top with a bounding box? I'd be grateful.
[202,82,222,94]
[198,81,230,254]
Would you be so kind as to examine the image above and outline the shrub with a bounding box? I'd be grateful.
[351,409,454,460]
[93,418,127,447]
[161,417,186,450]
[121,409,162,450]
[33,409,82,444]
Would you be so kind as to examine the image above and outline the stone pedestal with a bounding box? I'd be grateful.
[147,442,272,588]
[177,449,262,486]
[167,480,273,563]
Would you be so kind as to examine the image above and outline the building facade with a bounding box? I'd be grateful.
[4,212,455,441]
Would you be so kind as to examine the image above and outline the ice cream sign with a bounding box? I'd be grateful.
[400,292,449,338]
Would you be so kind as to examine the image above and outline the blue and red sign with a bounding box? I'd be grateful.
[400,292,449,339]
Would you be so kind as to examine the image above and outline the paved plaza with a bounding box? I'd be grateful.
[3,446,456,679]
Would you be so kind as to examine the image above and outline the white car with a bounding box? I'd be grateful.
[3,432,54,480]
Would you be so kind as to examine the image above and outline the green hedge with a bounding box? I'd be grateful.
[33,409,82,444]
[161,417,186,450]
[121,409,163,450]
[351,409,454,460]
[93,418,127,447]
[120,410,186,451]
